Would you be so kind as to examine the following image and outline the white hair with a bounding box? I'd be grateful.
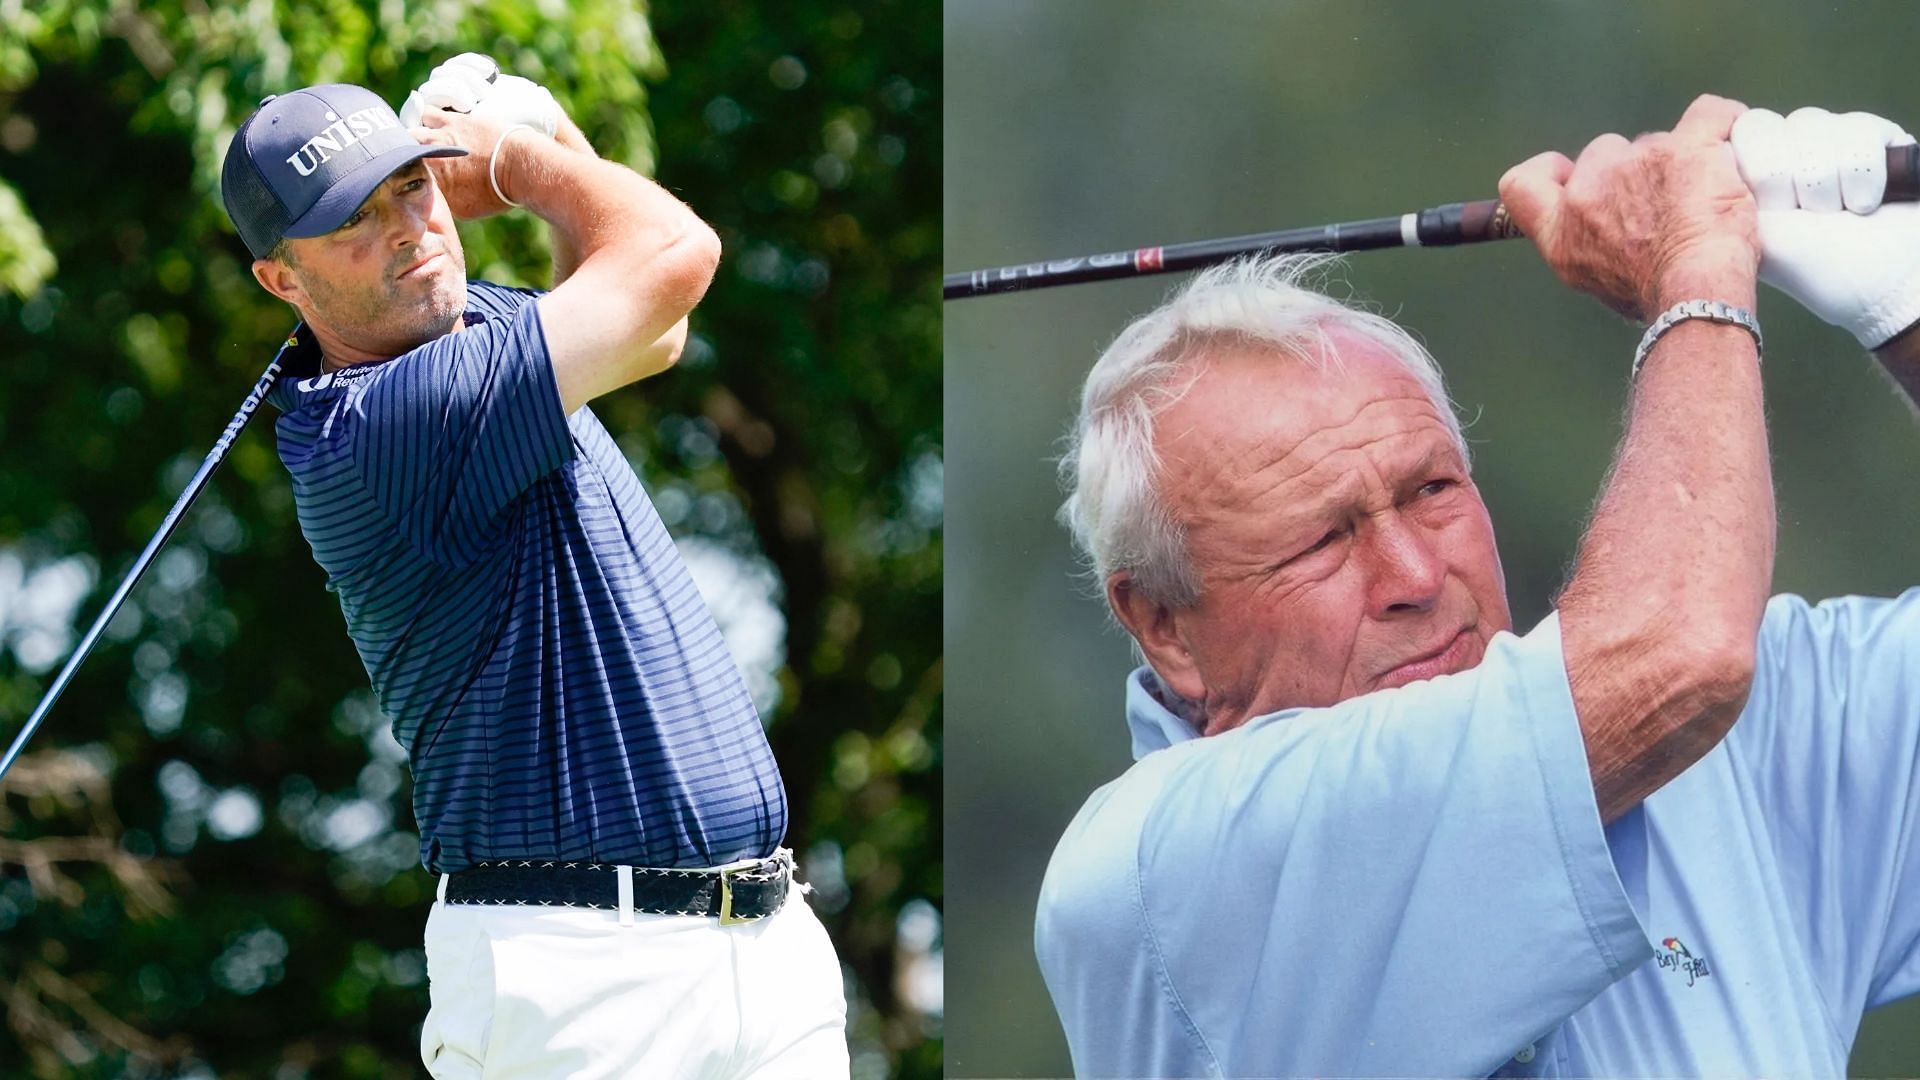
[1057,254,1470,608]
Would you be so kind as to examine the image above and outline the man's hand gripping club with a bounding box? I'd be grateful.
[1501,95,1761,320]
[400,52,563,137]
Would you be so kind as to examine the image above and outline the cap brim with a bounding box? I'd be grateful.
[282,142,468,239]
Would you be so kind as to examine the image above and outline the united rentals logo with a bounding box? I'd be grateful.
[1656,937,1712,987]
[286,107,400,176]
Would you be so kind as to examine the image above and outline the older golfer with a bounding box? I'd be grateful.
[219,58,846,1077]
[1037,95,1920,1076]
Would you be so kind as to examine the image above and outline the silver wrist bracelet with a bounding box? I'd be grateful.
[1632,299,1763,380]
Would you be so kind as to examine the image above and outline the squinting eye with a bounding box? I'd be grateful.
[1302,528,1342,555]
[1418,478,1456,498]
[1273,524,1346,572]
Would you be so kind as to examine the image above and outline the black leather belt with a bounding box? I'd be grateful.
[444,850,793,923]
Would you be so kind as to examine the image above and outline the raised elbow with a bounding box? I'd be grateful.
[672,219,722,299]
[647,318,691,377]
[1663,619,1759,722]
[661,324,688,368]
[694,219,722,271]
[1570,599,1763,821]
[619,214,720,313]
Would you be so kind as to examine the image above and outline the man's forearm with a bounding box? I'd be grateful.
[1560,276,1776,822]
[533,119,688,374]
[476,111,718,412]
[547,116,597,286]
[498,127,707,301]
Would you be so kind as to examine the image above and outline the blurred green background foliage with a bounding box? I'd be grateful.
[945,1,1920,1075]
[0,1,938,1076]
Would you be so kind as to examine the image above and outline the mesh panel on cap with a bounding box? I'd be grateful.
[220,115,292,260]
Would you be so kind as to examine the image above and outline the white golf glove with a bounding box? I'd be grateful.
[1731,106,1920,349]
[399,52,560,137]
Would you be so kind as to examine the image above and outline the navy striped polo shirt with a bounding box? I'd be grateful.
[266,281,786,873]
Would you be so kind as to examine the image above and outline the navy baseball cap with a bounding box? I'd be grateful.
[220,83,466,259]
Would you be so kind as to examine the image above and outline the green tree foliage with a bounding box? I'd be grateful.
[0,2,939,1076]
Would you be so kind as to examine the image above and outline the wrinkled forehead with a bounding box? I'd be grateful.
[1152,332,1461,497]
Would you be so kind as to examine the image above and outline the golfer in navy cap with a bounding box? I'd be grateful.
[220,59,848,1078]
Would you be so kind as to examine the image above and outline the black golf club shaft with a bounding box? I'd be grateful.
[0,324,304,786]
[945,144,1920,300]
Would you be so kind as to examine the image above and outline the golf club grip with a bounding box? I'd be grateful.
[1452,143,1920,243]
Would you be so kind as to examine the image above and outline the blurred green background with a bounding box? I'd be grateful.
[945,1,1920,1075]
[0,1,938,1076]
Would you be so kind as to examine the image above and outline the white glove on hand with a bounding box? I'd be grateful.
[399,52,560,137]
[1731,106,1920,348]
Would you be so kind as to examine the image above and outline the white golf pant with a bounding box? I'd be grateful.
[419,879,849,1078]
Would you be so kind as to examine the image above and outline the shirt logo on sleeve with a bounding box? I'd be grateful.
[1656,937,1712,987]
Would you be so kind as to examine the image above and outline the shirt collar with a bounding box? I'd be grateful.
[1125,666,1204,761]
[263,304,489,413]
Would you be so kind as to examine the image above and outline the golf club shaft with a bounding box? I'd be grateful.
[0,325,302,786]
[945,143,1920,300]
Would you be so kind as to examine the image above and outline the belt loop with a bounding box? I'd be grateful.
[616,865,635,926]
[437,872,449,903]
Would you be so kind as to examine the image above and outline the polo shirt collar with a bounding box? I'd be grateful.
[264,308,488,413]
[1125,665,1203,761]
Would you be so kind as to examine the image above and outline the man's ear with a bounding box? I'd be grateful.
[1107,571,1206,703]
[251,255,307,308]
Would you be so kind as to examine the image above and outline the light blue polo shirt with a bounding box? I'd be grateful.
[1036,591,1920,1077]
